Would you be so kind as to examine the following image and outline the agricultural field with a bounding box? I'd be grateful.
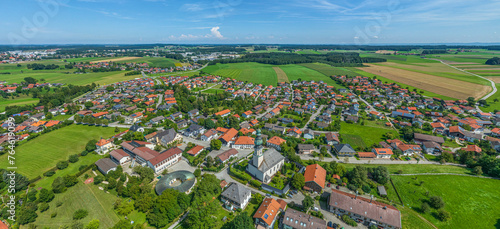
[112,57,181,68]
[89,56,140,63]
[273,66,289,82]
[279,64,329,83]
[358,64,490,99]
[0,125,119,179]
[0,95,39,111]
[0,61,141,86]
[203,62,278,86]
[346,67,456,100]
[388,175,500,229]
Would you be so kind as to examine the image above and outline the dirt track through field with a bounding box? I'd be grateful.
[90,57,140,63]
[273,67,289,82]
[358,64,490,99]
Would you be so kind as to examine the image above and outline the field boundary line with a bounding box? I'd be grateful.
[408,208,439,229]
[391,173,500,180]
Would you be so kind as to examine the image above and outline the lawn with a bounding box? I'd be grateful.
[341,134,366,149]
[0,95,39,111]
[0,125,118,179]
[203,62,278,86]
[388,175,500,229]
[339,122,398,148]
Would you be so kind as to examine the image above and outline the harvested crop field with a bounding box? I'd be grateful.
[358,64,490,99]
[273,67,289,82]
[90,56,140,63]
[486,77,500,83]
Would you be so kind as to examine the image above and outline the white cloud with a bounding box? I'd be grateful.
[210,26,223,39]
[168,27,224,41]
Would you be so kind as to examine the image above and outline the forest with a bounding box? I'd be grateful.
[209,52,386,66]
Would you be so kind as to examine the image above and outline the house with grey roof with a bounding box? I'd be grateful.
[95,158,118,175]
[158,128,182,146]
[334,144,356,157]
[221,183,251,210]
[282,209,326,229]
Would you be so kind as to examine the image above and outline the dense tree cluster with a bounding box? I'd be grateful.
[27,63,60,70]
[209,52,386,66]
[485,57,500,65]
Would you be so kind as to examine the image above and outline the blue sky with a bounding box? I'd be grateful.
[2,0,500,44]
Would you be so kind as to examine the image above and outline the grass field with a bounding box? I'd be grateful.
[0,95,39,111]
[90,56,141,63]
[339,122,397,148]
[0,125,118,179]
[388,175,500,229]
[279,64,331,83]
[203,62,278,86]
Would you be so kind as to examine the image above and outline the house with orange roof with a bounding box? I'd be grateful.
[253,198,287,229]
[303,164,326,193]
[31,121,47,127]
[372,148,393,159]
[358,152,376,159]
[249,119,259,126]
[239,128,256,135]
[233,136,255,149]
[462,145,482,153]
[44,120,61,127]
[218,128,238,146]
[266,136,286,151]
[92,111,109,118]
[242,110,253,118]
[187,145,204,157]
[215,109,231,117]
[96,138,113,154]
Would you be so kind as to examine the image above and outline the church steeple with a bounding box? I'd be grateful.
[253,129,264,168]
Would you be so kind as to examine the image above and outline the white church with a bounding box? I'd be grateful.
[246,129,285,184]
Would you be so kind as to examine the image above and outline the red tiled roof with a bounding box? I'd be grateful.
[304,164,326,189]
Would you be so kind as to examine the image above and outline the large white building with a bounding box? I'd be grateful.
[246,129,285,184]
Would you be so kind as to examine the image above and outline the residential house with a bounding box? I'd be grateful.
[253,198,287,229]
[297,144,316,154]
[303,164,326,193]
[372,148,394,159]
[328,189,401,229]
[282,209,326,229]
[266,136,286,151]
[325,132,340,145]
[216,149,239,163]
[334,144,356,157]
[221,183,251,211]
[95,138,113,154]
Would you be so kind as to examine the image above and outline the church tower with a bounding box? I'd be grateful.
[253,129,264,168]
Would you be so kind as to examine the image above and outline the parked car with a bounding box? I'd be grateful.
[287,194,293,198]
[327,221,333,227]
[336,185,340,189]
[313,207,319,211]
[327,183,331,187]
[266,193,271,197]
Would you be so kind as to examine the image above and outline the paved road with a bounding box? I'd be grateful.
[156,94,163,109]
[255,102,281,119]
[301,105,325,131]
[199,83,220,92]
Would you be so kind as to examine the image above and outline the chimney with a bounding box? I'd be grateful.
[370,194,373,203]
